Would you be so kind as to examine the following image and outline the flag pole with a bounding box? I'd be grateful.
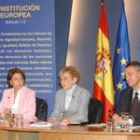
[101,0,105,4]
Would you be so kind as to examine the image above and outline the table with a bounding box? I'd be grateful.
[0,123,140,140]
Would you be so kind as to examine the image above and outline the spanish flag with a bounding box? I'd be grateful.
[93,0,114,122]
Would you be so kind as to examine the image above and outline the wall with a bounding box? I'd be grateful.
[65,0,123,94]
[56,0,140,94]
[55,0,73,88]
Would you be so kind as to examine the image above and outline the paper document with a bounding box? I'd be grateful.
[87,123,106,128]
[69,122,81,125]
[30,121,54,128]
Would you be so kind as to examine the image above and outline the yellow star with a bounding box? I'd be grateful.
[120,58,127,65]
[116,83,123,90]
[117,48,121,54]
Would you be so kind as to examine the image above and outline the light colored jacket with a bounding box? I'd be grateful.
[0,86,36,121]
[50,85,90,122]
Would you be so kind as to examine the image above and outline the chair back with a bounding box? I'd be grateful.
[88,98,103,123]
[35,98,48,121]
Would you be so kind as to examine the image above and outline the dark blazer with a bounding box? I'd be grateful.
[115,87,140,126]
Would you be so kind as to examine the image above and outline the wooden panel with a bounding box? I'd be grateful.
[39,132,128,140]
[1,125,140,140]
[0,130,8,140]
[0,130,38,140]
[127,136,140,140]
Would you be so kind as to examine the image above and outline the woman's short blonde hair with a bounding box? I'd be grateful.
[59,66,80,83]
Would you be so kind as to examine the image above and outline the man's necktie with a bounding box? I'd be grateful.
[130,92,139,118]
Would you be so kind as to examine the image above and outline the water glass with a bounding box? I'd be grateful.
[14,114,23,128]
[120,112,134,130]
[4,108,12,122]
[107,119,114,131]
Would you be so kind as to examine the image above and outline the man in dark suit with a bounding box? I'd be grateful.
[113,61,140,126]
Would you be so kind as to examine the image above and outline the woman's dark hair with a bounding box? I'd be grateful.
[7,67,26,88]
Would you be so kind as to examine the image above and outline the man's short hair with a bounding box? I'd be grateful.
[125,61,140,70]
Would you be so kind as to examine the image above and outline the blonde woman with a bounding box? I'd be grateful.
[49,66,90,126]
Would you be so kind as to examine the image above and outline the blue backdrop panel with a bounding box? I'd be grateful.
[0,0,56,118]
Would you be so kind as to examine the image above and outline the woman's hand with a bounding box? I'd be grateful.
[60,118,70,126]
[48,117,57,124]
